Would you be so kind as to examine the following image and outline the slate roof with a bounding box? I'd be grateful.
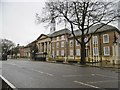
[70,24,120,37]
[49,28,71,37]
[35,24,119,41]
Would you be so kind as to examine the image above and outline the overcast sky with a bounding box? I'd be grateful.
[0,0,119,46]
[1,0,49,46]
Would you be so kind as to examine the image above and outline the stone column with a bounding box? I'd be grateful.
[89,38,92,61]
[40,43,42,52]
[41,43,43,52]
[47,42,49,53]
[44,42,46,52]
[38,43,40,52]
[49,41,51,54]
[112,45,120,64]
[46,42,47,52]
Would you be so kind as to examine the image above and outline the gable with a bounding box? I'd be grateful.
[40,35,48,39]
[37,34,48,40]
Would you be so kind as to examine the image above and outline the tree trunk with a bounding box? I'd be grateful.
[80,35,86,65]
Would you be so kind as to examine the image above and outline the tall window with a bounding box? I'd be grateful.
[104,46,110,56]
[52,38,55,41]
[84,37,88,46]
[61,50,64,56]
[52,42,54,49]
[103,34,109,43]
[93,47,99,56]
[52,50,54,56]
[70,40,73,47]
[93,36,98,44]
[76,49,80,56]
[56,50,59,56]
[61,41,64,47]
[70,50,73,56]
[56,42,59,48]
[76,39,80,46]
[56,37,59,41]
[61,35,65,40]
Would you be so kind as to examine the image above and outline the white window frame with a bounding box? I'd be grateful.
[56,50,59,56]
[76,49,80,56]
[61,50,64,56]
[52,50,54,57]
[84,37,88,46]
[76,39,80,46]
[52,42,54,49]
[52,38,55,41]
[103,34,109,43]
[93,36,98,44]
[61,35,65,40]
[104,46,110,56]
[93,47,99,56]
[70,40,73,47]
[61,41,64,47]
[56,42,59,48]
[70,49,73,56]
[56,37,59,41]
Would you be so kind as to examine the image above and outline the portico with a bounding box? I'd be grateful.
[36,34,51,54]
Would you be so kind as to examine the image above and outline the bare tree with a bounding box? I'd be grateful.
[0,39,15,54]
[37,0,120,65]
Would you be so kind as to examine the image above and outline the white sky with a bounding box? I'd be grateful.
[1,0,50,46]
[0,0,119,46]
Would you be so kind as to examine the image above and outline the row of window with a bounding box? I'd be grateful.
[56,35,65,41]
[93,46,110,56]
[52,34,110,48]
[52,34,109,48]
[93,34,109,44]
[54,34,110,47]
[69,34,109,46]
[52,46,110,56]
[64,34,109,48]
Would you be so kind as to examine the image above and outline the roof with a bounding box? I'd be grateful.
[50,28,71,37]
[36,34,49,40]
[70,24,120,37]
[89,24,119,33]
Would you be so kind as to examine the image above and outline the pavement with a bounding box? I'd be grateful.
[1,59,120,89]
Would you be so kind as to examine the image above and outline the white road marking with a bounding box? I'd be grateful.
[28,69,54,76]
[0,75,17,90]
[74,81,101,89]
[95,74,118,79]
[5,63,54,77]
[63,74,95,77]
[87,80,120,84]
[30,69,44,74]
[46,73,54,76]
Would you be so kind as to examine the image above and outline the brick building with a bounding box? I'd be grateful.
[34,24,120,64]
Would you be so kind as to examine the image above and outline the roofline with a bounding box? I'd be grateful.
[36,34,49,40]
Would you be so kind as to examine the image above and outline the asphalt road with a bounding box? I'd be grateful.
[1,59,119,89]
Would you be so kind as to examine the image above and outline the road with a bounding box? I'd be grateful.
[1,59,119,89]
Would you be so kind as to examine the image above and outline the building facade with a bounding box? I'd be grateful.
[50,28,71,62]
[35,24,120,64]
